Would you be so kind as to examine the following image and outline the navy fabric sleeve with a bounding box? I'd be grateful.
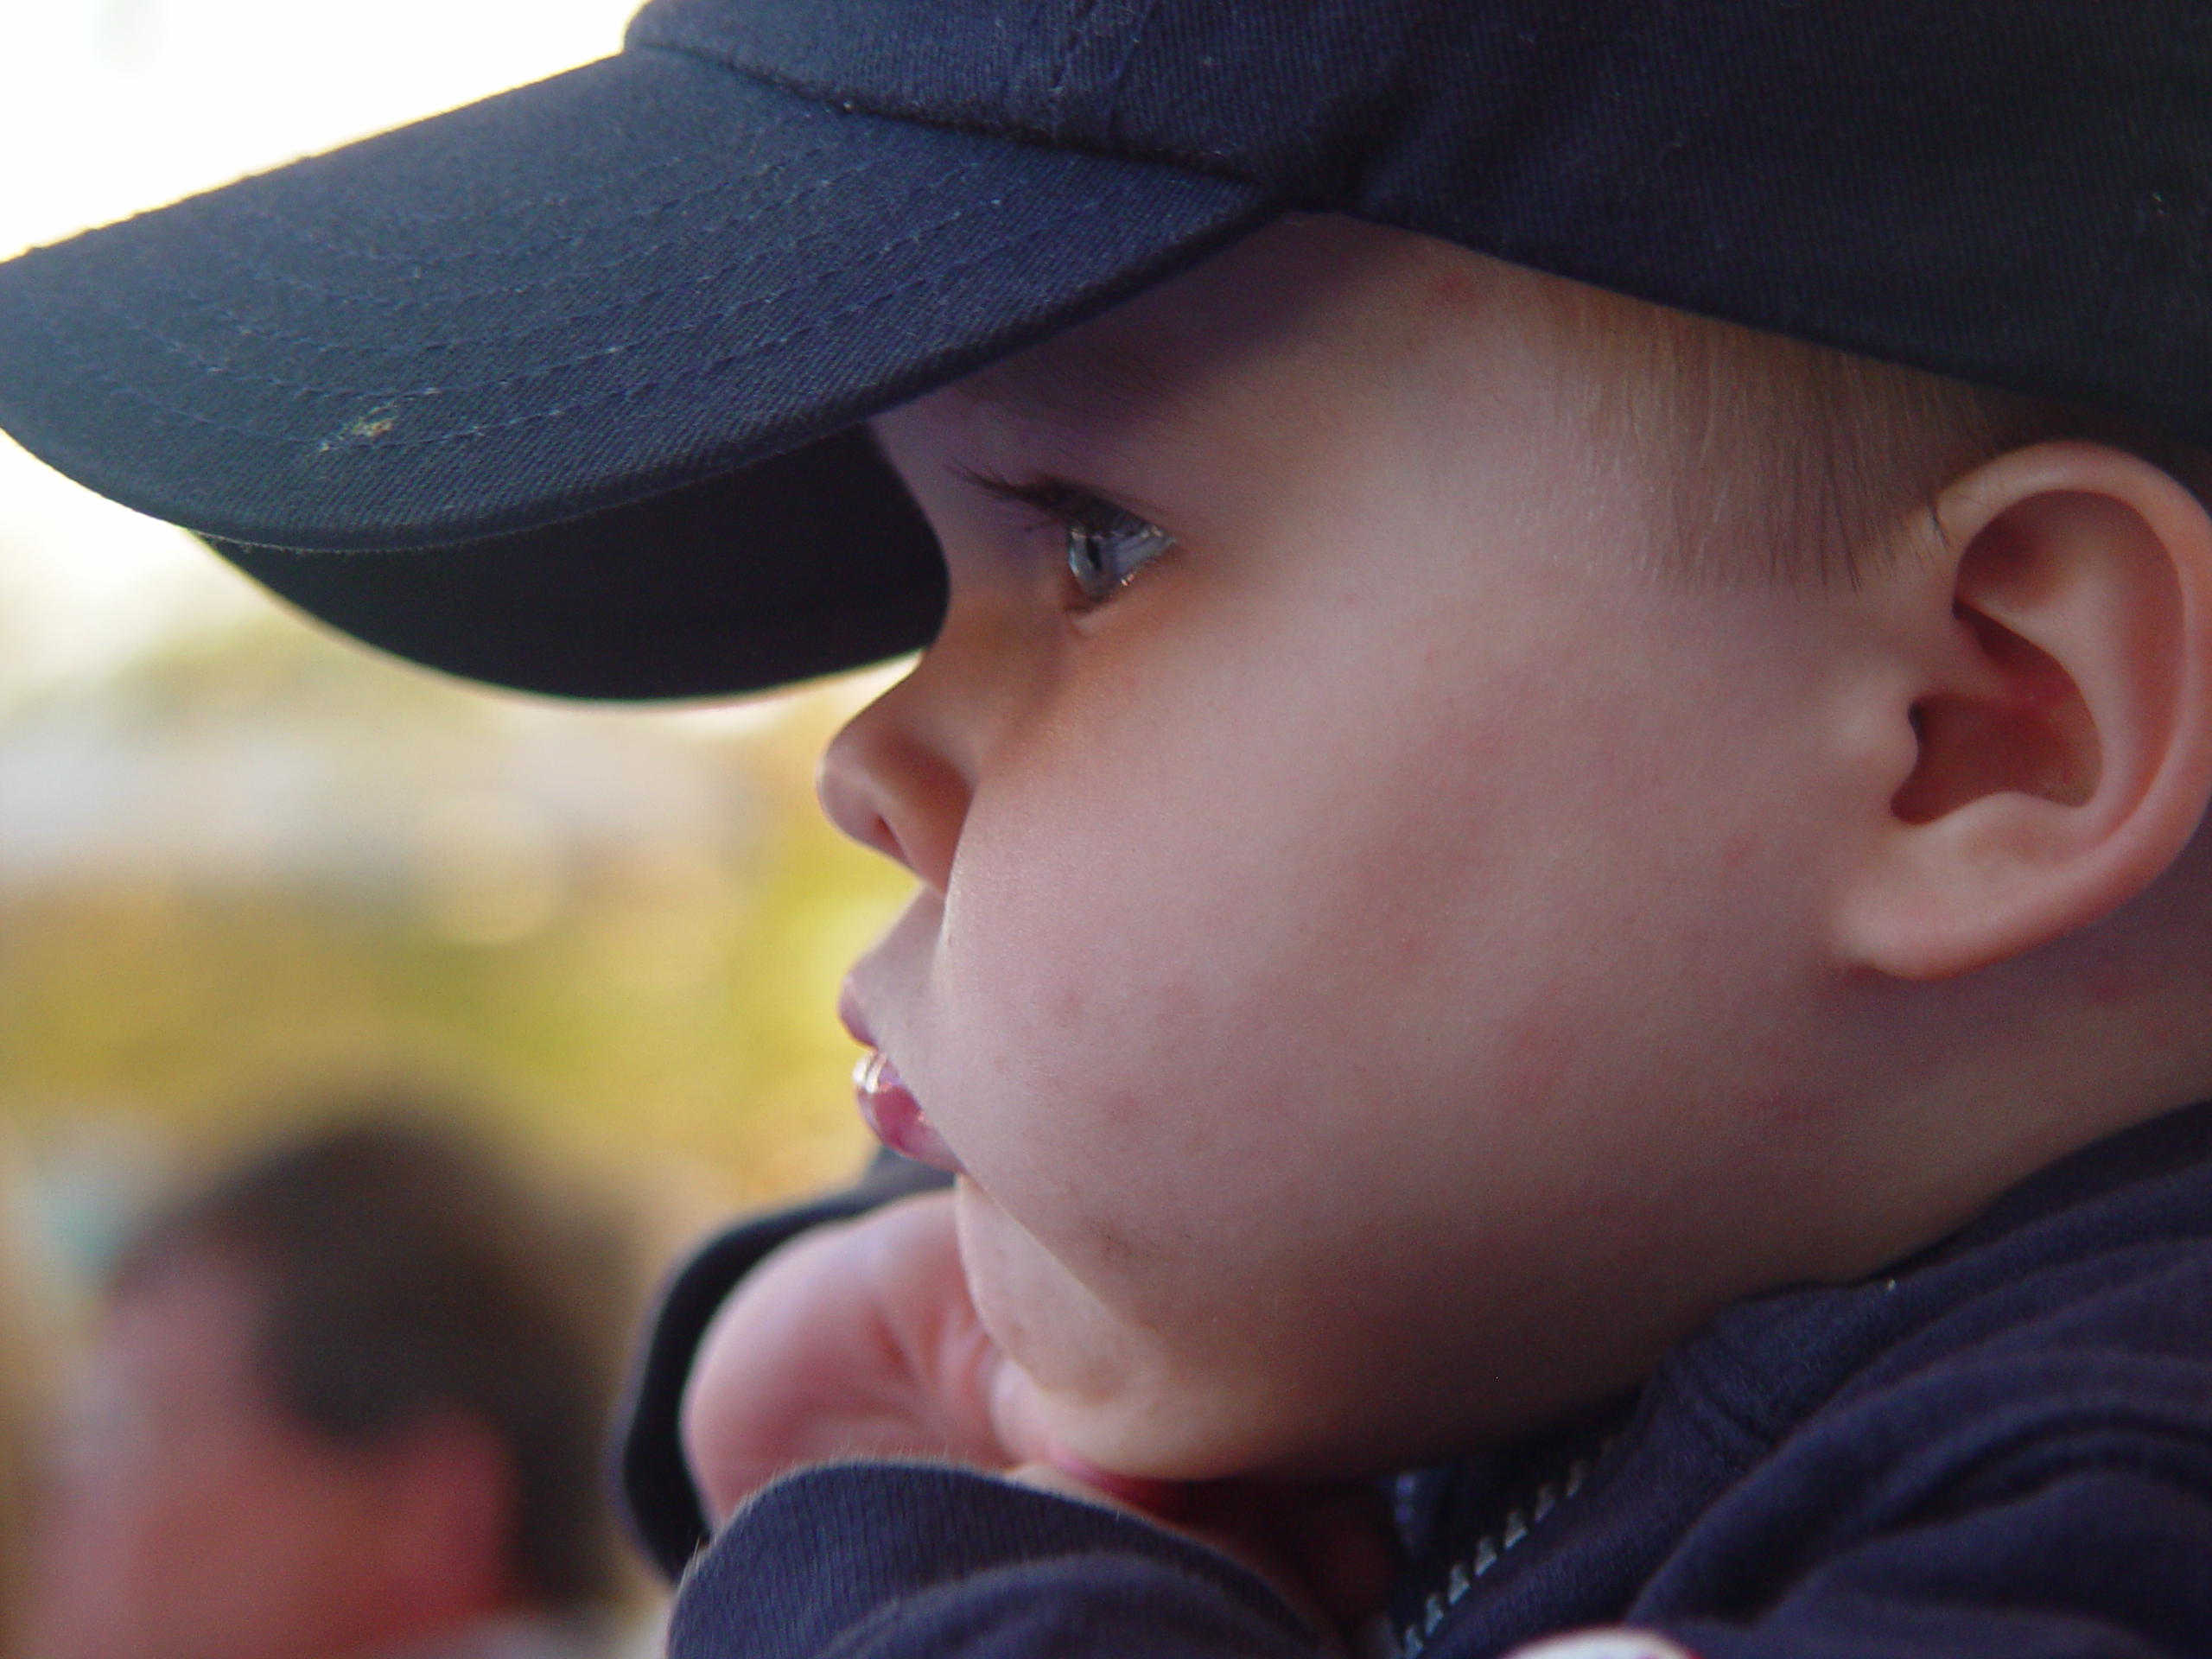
[1637,1355,2212,1659]
[1653,1461,2212,1658]
[1381,1113,2212,1659]
[669,1463,1320,1659]
[616,1149,954,1577]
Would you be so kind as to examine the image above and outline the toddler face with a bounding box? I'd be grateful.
[829,218,1891,1478]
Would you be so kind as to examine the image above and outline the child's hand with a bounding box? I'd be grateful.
[682,1187,1397,1646]
[681,1189,1034,1518]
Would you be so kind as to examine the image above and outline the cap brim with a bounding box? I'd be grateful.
[0,49,1274,697]
[213,427,950,701]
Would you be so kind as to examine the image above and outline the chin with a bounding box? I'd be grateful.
[1041,1363,1415,1484]
[1039,1381,1274,1482]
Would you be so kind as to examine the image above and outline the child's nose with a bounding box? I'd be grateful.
[817,663,973,895]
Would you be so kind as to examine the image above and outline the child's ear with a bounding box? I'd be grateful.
[1833,441,2212,980]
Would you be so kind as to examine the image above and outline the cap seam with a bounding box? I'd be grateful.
[1098,0,1168,140]
[1043,0,1113,140]
[645,41,1267,189]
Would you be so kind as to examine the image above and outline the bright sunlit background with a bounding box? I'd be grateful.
[0,0,910,1315]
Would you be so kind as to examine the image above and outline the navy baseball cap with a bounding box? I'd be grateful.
[0,1,2208,699]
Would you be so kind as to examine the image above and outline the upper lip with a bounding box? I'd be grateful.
[836,982,876,1051]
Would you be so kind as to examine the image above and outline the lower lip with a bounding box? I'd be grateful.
[853,1050,964,1174]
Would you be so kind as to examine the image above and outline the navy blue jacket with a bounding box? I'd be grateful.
[622,1103,2212,1657]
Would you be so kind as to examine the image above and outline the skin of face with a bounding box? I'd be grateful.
[823,216,2192,1483]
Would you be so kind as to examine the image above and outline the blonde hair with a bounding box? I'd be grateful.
[1541,277,2212,587]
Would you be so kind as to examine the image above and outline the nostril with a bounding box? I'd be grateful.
[862,811,905,867]
[816,664,970,893]
[817,725,934,878]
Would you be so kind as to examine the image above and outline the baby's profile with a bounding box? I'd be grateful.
[3,3,2211,1656]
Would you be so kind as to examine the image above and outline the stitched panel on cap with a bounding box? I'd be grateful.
[624,0,1430,188]
[623,0,2212,457]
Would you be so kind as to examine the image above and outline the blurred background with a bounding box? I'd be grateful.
[0,0,914,1645]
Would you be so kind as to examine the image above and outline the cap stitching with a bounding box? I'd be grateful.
[208,121,860,274]
[257,92,827,235]
[16,176,1133,454]
[77,155,1042,402]
[126,153,998,365]
[141,155,992,346]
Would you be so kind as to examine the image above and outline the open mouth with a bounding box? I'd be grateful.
[850,1048,965,1174]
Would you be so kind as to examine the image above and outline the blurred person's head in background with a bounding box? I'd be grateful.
[31,1114,641,1659]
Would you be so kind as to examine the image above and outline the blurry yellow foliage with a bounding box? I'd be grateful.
[0,610,916,1259]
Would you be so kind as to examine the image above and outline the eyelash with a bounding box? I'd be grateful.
[960,471,1178,606]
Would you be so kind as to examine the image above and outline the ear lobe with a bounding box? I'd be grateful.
[1835,442,2212,980]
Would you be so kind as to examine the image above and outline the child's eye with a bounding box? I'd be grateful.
[959,470,1179,606]
[1063,501,1174,602]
